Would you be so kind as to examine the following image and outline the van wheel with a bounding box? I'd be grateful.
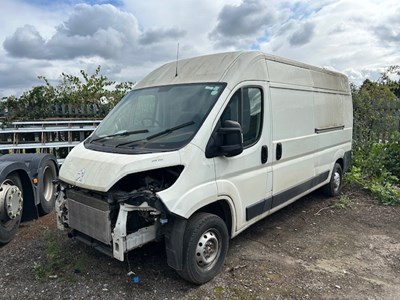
[323,163,343,197]
[38,161,57,215]
[0,173,23,245]
[178,212,229,285]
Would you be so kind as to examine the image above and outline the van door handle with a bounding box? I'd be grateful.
[276,143,282,160]
[261,145,268,164]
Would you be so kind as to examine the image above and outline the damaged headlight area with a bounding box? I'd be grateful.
[56,165,184,261]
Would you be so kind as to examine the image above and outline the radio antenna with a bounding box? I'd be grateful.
[175,42,180,77]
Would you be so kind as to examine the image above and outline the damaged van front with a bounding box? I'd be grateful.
[56,82,227,261]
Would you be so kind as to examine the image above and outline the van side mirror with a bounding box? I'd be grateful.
[205,120,243,158]
[218,120,243,157]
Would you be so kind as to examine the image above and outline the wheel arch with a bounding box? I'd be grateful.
[17,169,37,221]
[196,199,234,238]
[336,157,344,171]
[165,197,234,272]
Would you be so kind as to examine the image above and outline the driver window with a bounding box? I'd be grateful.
[221,87,262,147]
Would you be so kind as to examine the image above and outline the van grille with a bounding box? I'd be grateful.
[66,190,112,245]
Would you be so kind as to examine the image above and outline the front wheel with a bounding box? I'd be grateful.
[323,163,343,197]
[178,212,229,285]
[0,173,23,245]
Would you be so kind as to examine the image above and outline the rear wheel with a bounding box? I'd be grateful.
[178,212,229,285]
[323,163,343,197]
[38,161,57,215]
[0,173,23,245]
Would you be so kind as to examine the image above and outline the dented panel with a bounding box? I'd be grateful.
[59,143,181,192]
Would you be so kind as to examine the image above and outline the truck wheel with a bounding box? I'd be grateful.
[0,173,23,245]
[323,163,343,197]
[38,161,57,215]
[178,212,229,285]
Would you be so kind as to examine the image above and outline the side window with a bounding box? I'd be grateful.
[221,87,263,147]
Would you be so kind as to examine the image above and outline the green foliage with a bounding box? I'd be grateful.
[349,70,400,205]
[383,141,400,178]
[331,195,352,209]
[369,181,400,206]
[32,231,62,280]
[379,65,400,98]
[1,65,134,121]
[352,80,398,147]
[349,142,399,206]
[74,252,88,274]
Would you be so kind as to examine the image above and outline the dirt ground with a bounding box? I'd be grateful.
[0,186,399,300]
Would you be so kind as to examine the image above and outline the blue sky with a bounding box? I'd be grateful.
[1,0,399,97]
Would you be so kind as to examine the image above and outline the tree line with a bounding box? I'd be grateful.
[0,66,134,121]
[1,64,399,203]
[350,65,400,204]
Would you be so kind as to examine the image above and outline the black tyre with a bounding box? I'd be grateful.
[178,212,229,285]
[323,163,343,197]
[0,173,23,245]
[38,161,57,215]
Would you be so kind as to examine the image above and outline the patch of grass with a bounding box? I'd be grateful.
[74,251,88,274]
[213,286,225,300]
[331,195,353,209]
[32,231,62,280]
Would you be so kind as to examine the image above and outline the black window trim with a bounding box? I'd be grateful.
[227,85,264,150]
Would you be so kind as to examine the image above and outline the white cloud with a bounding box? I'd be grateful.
[260,0,400,84]
[288,22,315,46]
[0,0,400,97]
[209,0,277,48]
[3,4,141,60]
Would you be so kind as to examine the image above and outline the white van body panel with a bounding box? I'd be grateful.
[59,143,181,192]
[158,143,217,217]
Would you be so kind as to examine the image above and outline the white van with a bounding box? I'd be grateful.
[56,51,352,284]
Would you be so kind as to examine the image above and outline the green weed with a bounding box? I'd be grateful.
[332,195,352,209]
[32,231,62,280]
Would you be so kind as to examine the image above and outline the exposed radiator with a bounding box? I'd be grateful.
[66,190,112,245]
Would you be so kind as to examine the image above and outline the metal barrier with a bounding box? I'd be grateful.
[0,120,101,159]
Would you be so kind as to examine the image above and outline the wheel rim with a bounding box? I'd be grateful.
[0,180,23,224]
[195,229,221,271]
[42,166,55,202]
[333,171,341,192]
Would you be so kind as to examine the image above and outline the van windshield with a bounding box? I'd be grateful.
[85,83,226,154]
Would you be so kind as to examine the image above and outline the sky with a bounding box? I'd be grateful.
[0,0,399,98]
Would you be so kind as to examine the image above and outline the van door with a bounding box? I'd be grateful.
[213,83,272,231]
[269,86,317,210]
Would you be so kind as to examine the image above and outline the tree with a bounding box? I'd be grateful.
[349,72,400,205]
[379,65,400,98]
[3,66,134,121]
[353,79,397,146]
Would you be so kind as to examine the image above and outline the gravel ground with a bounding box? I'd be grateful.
[1,186,399,300]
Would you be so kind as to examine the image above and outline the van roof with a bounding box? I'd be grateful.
[134,51,349,93]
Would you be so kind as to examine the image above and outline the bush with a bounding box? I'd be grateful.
[383,141,400,178]
[347,142,400,205]
[348,77,400,205]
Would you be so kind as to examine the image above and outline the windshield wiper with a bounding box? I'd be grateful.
[146,121,195,141]
[91,129,149,143]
